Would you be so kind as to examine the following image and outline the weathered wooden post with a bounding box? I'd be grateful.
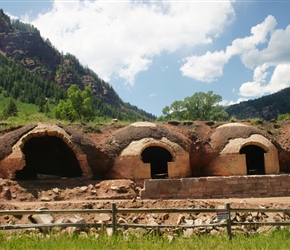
[225,203,232,240]
[111,203,117,235]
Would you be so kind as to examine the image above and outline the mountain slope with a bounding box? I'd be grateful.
[0,9,156,121]
[226,87,290,120]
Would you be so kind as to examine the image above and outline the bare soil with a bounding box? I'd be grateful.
[1,178,290,227]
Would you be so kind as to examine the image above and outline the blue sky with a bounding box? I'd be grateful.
[1,1,290,117]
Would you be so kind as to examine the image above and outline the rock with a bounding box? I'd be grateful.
[3,188,11,200]
[257,226,273,233]
[148,217,158,226]
[37,207,49,211]
[3,215,9,220]
[111,185,118,190]
[167,235,174,243]
[65,227,80,235]
[162,213,169,221]
[273,214,283,222]
[240,212,250,221]
[52,188,59,194]
[30,214,54,224]
[69,216,85,224]
[185,219,194,225]
[177,215,185,225]
[40,196,51,201]
[266,213,283,222]
[81,203,93,209]
[118,218,127,224]
[194,218,203,226]
[205,217,211,225]
[152,213,158,219]
[246,215,253,222]
[235,215,241,222]
[210,229,219,235]
[106,228,113,236]
[95,214,111,222]
[183,228,194,237]
[80,186,88,192]
[54,218,64,224]
[79,232,88,238]
[132,216,139,223]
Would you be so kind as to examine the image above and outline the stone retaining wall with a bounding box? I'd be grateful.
[140,174,290,199]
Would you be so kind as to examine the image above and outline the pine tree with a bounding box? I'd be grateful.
[2,98,18,119]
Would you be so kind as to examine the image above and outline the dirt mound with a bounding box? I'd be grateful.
[1,178,290,231]
[0,178,138,202]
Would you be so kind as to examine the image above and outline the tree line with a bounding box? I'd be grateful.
[158,91,228,122]
[0,55,66,108]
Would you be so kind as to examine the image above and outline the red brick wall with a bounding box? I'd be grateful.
[140,174,290,199]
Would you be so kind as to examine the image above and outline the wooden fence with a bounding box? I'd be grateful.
[1,203,290,240]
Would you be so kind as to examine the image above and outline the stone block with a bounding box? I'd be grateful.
[159,179,182,194]
[135,163,151,179]
[144,180,159,191]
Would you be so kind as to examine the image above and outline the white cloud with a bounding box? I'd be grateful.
[266,64,290,92]
[239,64,269,97]
[238,18,290,98]
[239,63,290,97]
[227,15,276,59]
[6,12,19,20]
[243,24,290,68]
[180,13,290,102]
[180,15,276,83]
[27,0,234,85]
[221,98,248,106]
[180,51,228,82]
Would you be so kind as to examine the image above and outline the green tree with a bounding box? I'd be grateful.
[2,98,18,119]
[278,113,290,121]
[160,91,228,121]
[54,84,95,122]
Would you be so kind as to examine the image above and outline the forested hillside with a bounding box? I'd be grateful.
[0,9,156,121]
[226,87,290,120]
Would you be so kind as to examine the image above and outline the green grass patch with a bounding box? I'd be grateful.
[0,95,132,133]
[1,228,290,250]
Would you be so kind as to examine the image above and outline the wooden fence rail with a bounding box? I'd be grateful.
[1,203,290,240]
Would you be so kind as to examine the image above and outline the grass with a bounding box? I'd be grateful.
[0,95,56,126]
[1,228,290,250]
[0,95,131,133]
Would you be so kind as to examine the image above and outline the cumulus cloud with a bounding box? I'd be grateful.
[181,15,277,83]
[239,63,290,97]
[181,13,290,100]
[180,15,277,84]
[180,51,228,82]
[227,15,276,59]
[266,64,290,92]
[26,0,234,85]
[243,24,290,67]
[238,19,290,97]
[239,64,269,97]
[220,98,248,106]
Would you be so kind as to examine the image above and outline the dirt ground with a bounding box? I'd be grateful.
[1,178,290,227]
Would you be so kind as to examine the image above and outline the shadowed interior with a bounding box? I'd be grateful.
[141,146,172,179]
[240,145,266,175]
[15,136,82,180]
